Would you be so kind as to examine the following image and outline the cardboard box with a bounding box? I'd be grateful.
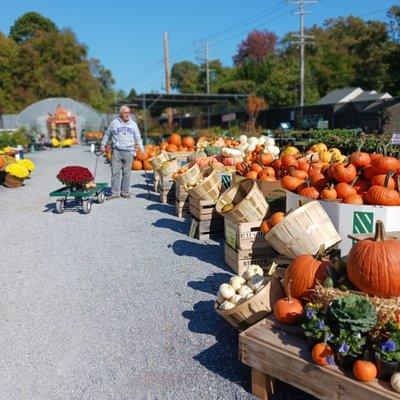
[286,190,400,256]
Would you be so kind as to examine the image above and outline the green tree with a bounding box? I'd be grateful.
[0,33,18,113]
[171,61,200,93]
[9,12,58,44]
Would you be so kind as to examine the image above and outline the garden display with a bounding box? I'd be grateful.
[1,156,36,188]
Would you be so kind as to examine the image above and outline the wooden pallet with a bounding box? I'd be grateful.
[188,216,224,240]
[224,243,290,275]
[240,317,400,400]
[224,219,266,250]
[189,195,221,220]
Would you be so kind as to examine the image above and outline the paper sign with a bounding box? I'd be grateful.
[188,218,198,238]
[225,225,237,249]
[221,173,232,189]
[391,133,400,145]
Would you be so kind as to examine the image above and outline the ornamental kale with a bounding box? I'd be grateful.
[328,294,377,333]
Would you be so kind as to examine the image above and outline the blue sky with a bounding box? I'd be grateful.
[0,0,395,94]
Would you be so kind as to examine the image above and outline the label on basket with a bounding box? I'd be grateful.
[225,225,237,248]
[188,218,198,238]
[221,173,232,190]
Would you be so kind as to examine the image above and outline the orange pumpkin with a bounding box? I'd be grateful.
[347,221,400,297]
[258,167,275,178]
[182,136,195,148]
[260,220,272,234]
[366,177,400,206]
[353,360,377,382]
[166,144,178,152]
[353,178,371,194]
[311,343,334,367]
[136,150,149,162]
[273,279,304,325]
[0,155,4,169]
[344,194,363,204]
[310,172,327,191]
[335,182,357,200]
[320,184,337,200]
[245,170,258,180]
[292,169,308,180]
[168,133,182,146]
[281,154,298,170]
[371,156,398,174]
[349,151,371,169]
[281,175,303,192]
[132,160,142,170]
[143,160,153,170]
[298,181,319,199]
[333,163,357,184]
[160,141,169,151]
[270,212,285,227]
[371,172,396,189]
[284,246,331,300]
[251,163,263,174]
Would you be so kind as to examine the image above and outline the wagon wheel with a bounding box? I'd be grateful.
[82,199,92,214]
[56,199,65,214]
[97,191,105,204]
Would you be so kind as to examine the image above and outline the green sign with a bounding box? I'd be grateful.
[353,211,374,235]
[221,173,232,190]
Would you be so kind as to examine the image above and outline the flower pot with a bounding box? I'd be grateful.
[375,353,399,380]
[4,173,24,188]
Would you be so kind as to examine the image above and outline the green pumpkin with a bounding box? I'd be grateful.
[204,146,221,156]
[188,151,207,162]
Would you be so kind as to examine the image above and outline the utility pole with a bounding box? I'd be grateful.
[163,32,173,132]
[288,0,317,107]
[205,42,211,128]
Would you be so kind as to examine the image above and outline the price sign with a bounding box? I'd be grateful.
[225,224,237,249]
[391,133,400,145]
[188,218,198,238]
[221,173,232,190]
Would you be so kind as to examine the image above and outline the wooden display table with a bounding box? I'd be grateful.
[239,318,400,400]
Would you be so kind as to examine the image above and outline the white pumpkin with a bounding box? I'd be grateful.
[216,292,225,304]
[238,285,253,298]
[229,294,244,305]
[248,275,266,291]
[239,135,248,145]
[248,136,258,145]
[258,136,266,145]
[219,300,235,310]
[242,265,263,281]
[265,144,280,157]
[221,146,243,158]
[229,276,246,291]
[246,143,256,153]
[265,137,275,146]
[245,292,254,300]
[391,373,400,393]
[217,283,235,300]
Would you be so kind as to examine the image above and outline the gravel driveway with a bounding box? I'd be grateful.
[0,146,313,400]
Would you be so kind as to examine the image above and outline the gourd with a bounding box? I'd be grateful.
[221,147,243,158]
[264,137,275,146]
[265,144,280,157]
[273,280,304,324]
[258,136,266,145]
[239,135,248,145]
[204,146,221,156]
[219,301,236,310]
[353,360,377,382]
[182,136,195,148]
[311,343,334,366]
[270,212,284,227]
[391,372,400,393]
[229,294,244,305]
[188,151,207,162]
[238,285,253,298]
[248,136,258,145]
[366,172,400,206]
[248,275,265,291]
[242,265,263,281]
[217,284,236,301]
[284,246,331,300]
[333,163,357,184]
[347,220,400,298]
[245,292,254,300]
[229,276,246,291]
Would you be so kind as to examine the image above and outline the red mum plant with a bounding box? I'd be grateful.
[57,166,93,188]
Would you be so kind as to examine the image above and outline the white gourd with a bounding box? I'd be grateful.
[266,144,280,157]
[239,135,248,144]
[229,276,246,291]
[245,292,254,300]
[246,143,256,153]
[218,283,235,300]
[229,294,244,305]
[238,285,253,298]
[219,300,236,310]
[391,373,400,393]
[248,136,258,144]
[248,275,266,291]
[242,265,264,281]
[221,147,243,158]
[216,292,225,304]
[258,136,266,145]
[265,137,275,146]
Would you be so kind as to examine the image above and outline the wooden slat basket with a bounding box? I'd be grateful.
[173,163,201,186]
[264,200,341,259]
[187,167,221,202]
[158,158,179,177]
[215,274,284,330]
[216,178,269,223]
[149,151,169,170]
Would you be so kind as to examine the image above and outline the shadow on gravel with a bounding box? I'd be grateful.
[188,272,232,295]
[183,300,251,392]
[153,218,189,234]
[43,202,57,213]
[136,192,159,202]
[147,203,175,216]
[132,183,152,191]
[171,239,230,271]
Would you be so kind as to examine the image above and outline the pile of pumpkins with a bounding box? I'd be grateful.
[271,220,400,390]
[216,265,271,310]
[159,133,196,153]
[131,145,159,170]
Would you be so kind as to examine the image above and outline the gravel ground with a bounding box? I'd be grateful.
[0,146,313,400]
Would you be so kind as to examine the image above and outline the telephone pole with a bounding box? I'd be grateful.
[163,32,173,131]
[288,0,317,107]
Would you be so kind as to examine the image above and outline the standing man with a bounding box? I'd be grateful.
[100,105,144,200]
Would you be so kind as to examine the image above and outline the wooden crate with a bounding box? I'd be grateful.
[175,182,190,218]
[190,216,224,240]
[153,171,160,192]
[224,243,290,275]
[224,218,266,250]
[239,317,400,400]
[157,175,175,204]
[189,195,221,220]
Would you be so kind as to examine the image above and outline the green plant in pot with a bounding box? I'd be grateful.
[333,330,366,367]
[302,304,333,349]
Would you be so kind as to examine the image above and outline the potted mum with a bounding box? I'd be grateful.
[4,162,30,187]
[56,166,94,190]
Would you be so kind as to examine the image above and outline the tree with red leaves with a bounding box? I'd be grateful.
[233,30,277,66]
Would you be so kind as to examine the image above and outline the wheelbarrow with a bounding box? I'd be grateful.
[49,149,107,214]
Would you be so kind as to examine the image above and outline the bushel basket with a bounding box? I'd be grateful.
[158,158,179,177]
[187,167,221,202]
[216,178,268,223]
[149,151,169,170]
[264,200,341,258]
[4,173,24,188]
[173,163,201,186]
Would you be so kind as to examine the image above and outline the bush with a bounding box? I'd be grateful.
[0,128,31,149]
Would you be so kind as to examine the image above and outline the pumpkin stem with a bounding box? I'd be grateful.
[350,175,360,187]
[384,171,395,188]
[287,279,293,303]
[374,220,386,242]
[315,244,326,261]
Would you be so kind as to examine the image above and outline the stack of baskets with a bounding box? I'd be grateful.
[187,167,221,202]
